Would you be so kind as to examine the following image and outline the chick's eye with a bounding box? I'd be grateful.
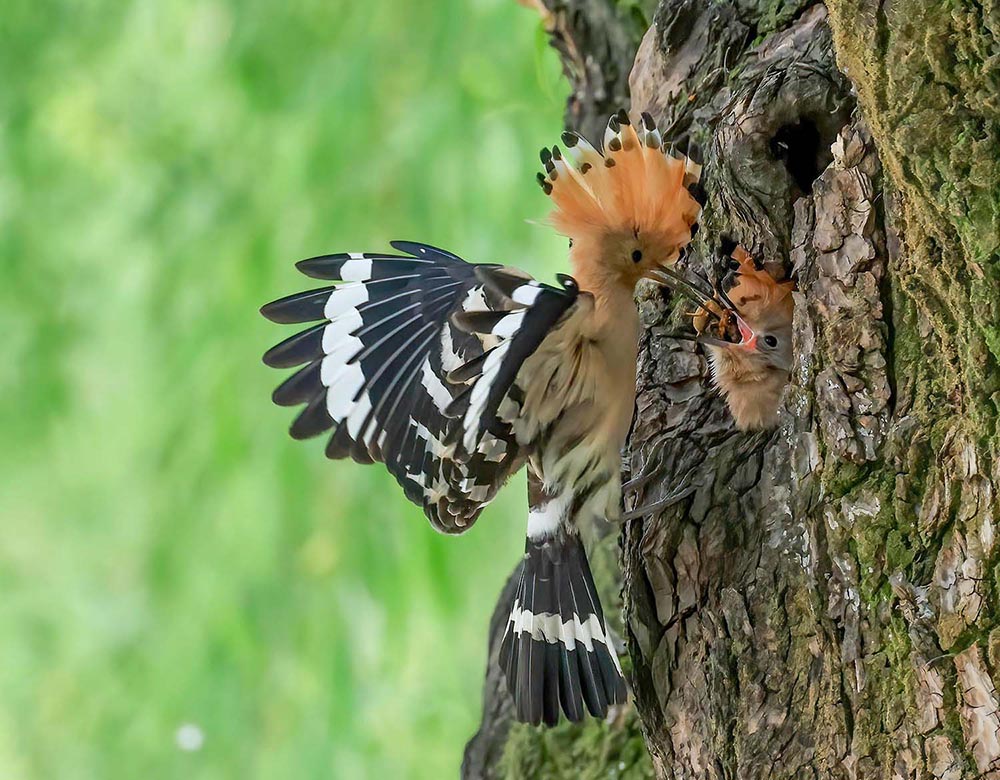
[763,334,779,348]
[631,249,643,263]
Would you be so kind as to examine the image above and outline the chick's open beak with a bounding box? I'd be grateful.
[736,316,757,350]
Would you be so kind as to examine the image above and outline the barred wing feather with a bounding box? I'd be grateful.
[261,241,578,533]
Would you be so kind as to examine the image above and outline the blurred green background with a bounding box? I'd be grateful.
[0,0,567,776]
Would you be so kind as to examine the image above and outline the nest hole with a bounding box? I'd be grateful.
[769,118,830,196]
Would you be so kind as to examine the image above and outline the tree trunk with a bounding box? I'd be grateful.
[466,2,1000,778]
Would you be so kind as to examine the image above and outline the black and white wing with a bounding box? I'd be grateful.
[261,241,579,533]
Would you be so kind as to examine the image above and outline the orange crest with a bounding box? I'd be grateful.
[537,110,701,281]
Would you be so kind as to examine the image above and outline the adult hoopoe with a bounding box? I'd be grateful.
[260,110,701,726]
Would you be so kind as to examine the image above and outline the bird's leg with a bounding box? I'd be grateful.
[622,466,663,496]
[621,483,697,520]
[621,439,696,520]
[622,437,668,498]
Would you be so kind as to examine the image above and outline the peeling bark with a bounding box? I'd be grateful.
[467,1,1000,777]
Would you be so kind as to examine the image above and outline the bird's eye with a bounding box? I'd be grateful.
[763,334,778,348]
[631,250,643,263]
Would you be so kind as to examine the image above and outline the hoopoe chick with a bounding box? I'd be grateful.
[260,109,700,727]
[694,247,795,429]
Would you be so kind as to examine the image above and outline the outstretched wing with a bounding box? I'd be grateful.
[261,241,579,533]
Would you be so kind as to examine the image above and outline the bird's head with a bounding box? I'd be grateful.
[668,247,795,430]
[704,295,794,375]
[537,110,702,299]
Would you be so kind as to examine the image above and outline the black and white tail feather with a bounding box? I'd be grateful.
[498,472,627,725]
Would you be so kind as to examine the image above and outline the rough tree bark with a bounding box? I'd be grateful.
[465,1,1000,778]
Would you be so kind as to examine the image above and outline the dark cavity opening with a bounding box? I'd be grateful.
[769,119,827,195]
[718,235,739,258]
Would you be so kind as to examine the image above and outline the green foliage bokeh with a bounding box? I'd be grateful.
[0,0,566,776]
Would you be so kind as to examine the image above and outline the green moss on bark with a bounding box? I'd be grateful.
[827,0,1000,437]
[499,714,654,780]
[756,0,815,35]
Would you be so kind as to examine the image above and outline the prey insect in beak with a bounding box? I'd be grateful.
[644,265,742,347]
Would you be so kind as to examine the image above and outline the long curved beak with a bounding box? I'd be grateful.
[644,266,742,343]
[644,266,727,313]
[696,334,732,348]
